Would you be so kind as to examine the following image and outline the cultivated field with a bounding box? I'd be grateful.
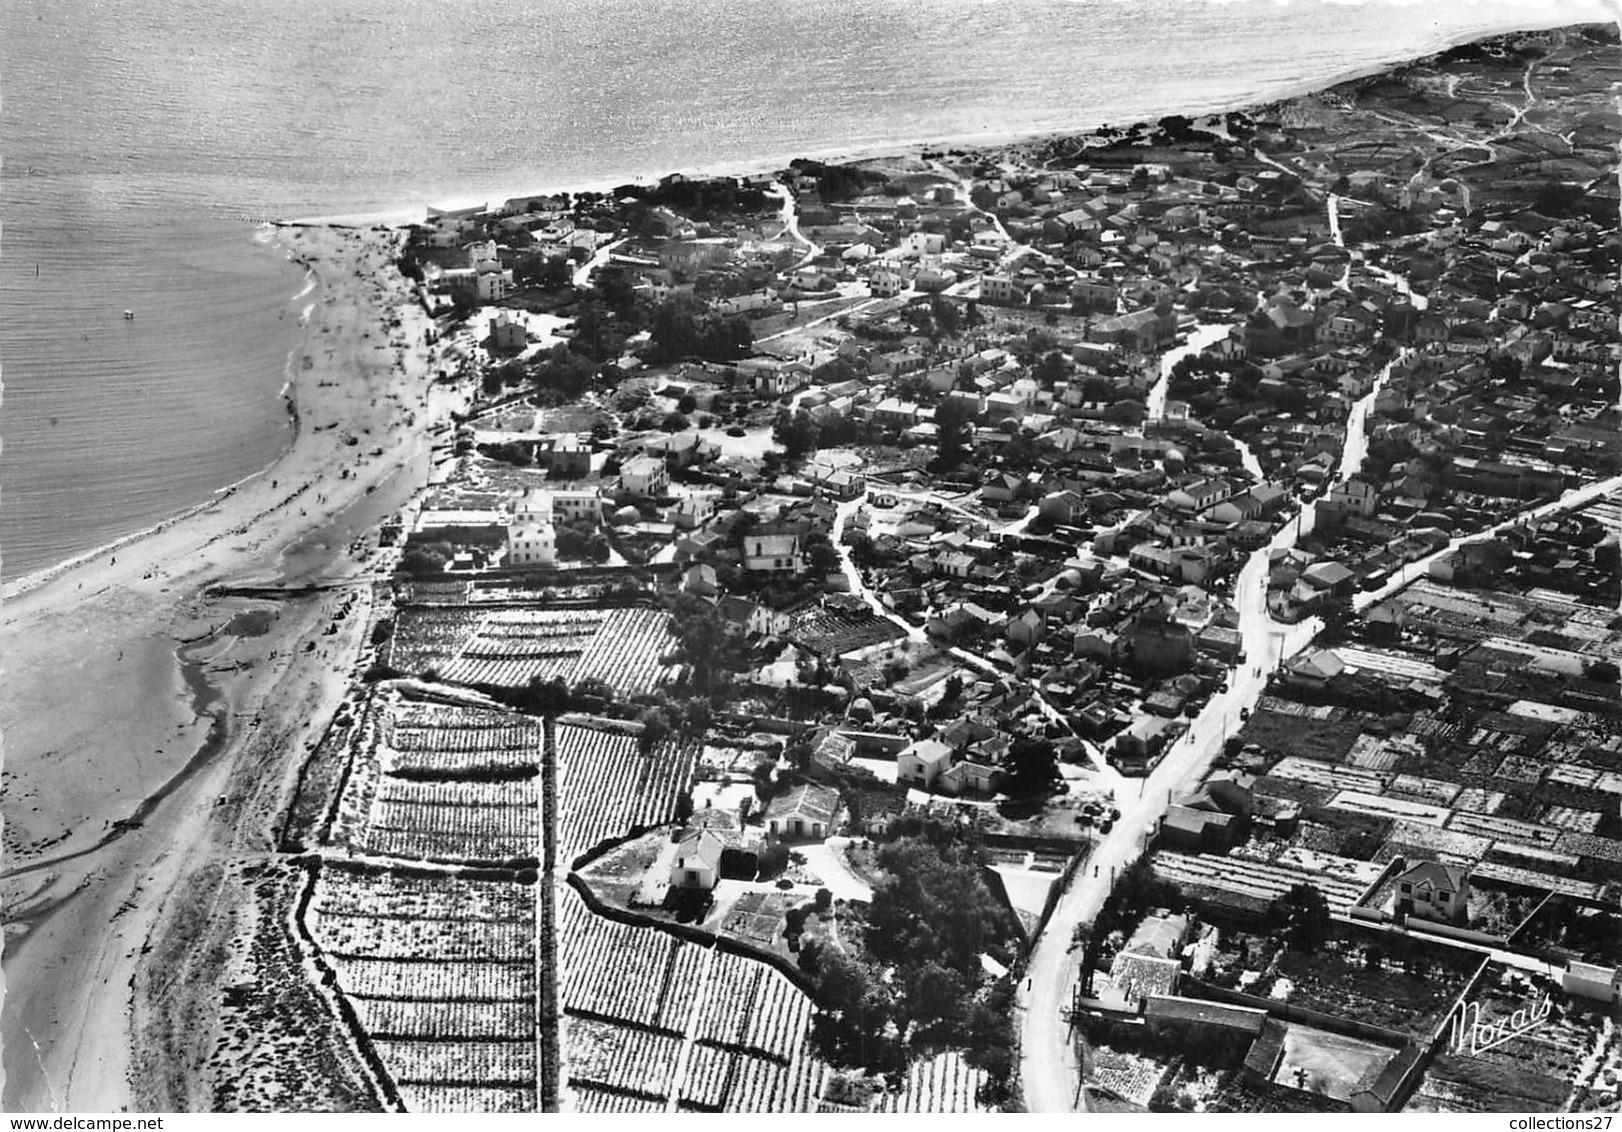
[330,691,543,865]
[557,889,831,1112]
[386,606,682,694]
[555,718,698,864]
[303,864,541,1113]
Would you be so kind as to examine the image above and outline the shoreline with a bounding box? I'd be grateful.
[0,220,452,1113]
[280,14,1597,229]
[0,234,319,604]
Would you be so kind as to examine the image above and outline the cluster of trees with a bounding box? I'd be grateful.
[666,592,748,695]
[802,824,1019,1101]
[788,158,886,203]
[554,521,612,563]
[770,406,866,461]
[625,176,771,221]
[400,540,455,577]
[646,296,754,364]
[931,397,975,472]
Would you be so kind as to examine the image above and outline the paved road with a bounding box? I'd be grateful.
[1016,538,1317,1112]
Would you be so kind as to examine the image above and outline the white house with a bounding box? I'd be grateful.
[620,455,670,496]
[1166,477,1233,513]
[663,493,716,530]
[506,522,556,567]
[1393,860,1469,925]
[763,784,841,840]
[897,738,955,789]
[512,489,553,527]
[901,231,946,257]
[1328,478,1379,517]
[670,829,724,891]
[741,533,804,574]
[550,488,602,524]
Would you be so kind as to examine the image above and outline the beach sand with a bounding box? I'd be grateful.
[0,223,456,1112]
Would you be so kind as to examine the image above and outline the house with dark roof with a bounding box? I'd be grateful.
[1143,995,1268,1042]
[1349,1043,1427,1114]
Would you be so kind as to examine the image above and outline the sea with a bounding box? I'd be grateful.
[0,0,1608,585]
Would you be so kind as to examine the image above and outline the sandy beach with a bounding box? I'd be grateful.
[0,223,456,1112]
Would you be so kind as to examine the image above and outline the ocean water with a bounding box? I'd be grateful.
[0,0,1608,582]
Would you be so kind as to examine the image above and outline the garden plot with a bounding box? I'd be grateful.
[1385,821,1491,863]
[1540,806,1604,834]
[1385,774,1461,806]
[555,720,698,864]
[1492,754,1550,785]
[1087,1046,1165,1108]
[1150,851,1368,915]
[1472,861,1602,900]
[362,777,538,863]
[394,1085,535,1113]
[1555,831,1622,864]
[565,1018,684,1099]
[872,1050,991,1113]
[1546,765,1622,794]
[384,608,482,674]
[1451,787,1506,816]
[385,696,544,778]
[556,889,833,1110]
[558,891,687,1033]
[1345,734,1402,772]
[1270,758,1382,794]
[1327,791,1449,826]
[1446,811,1562,848]
[570,1085,668,1114]
[302,865,539,1112]
[436,607,681,694]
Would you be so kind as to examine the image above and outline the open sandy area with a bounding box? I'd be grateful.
[0,223,458,1112]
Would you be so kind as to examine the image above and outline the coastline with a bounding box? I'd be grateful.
[281,13,1594,229]
[0,221,453,1113]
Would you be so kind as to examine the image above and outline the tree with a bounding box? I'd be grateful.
[932,396,975,472]
[669,594,733,694]
[1003,736,1059,798]
[638,706,673,752]
[522,675,572,718]
[1267,883,1330,952]
[400,546,450,577]
[772,407,820,461]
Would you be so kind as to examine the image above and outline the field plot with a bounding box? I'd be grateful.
[1087,1046,1164,1107]
[303,864,539,1112]
[1151,851,1371,915]
[408,606,682,694]
[557,890,833,1112]
[1446,811,1562,848]
[384,608,481,673]
[1327,791,1449,827]
[556,719,697,864]
[330,692,544,865]
[872,1050,991,1113]
[364,778,538,862]
[1270,757,1382,794]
